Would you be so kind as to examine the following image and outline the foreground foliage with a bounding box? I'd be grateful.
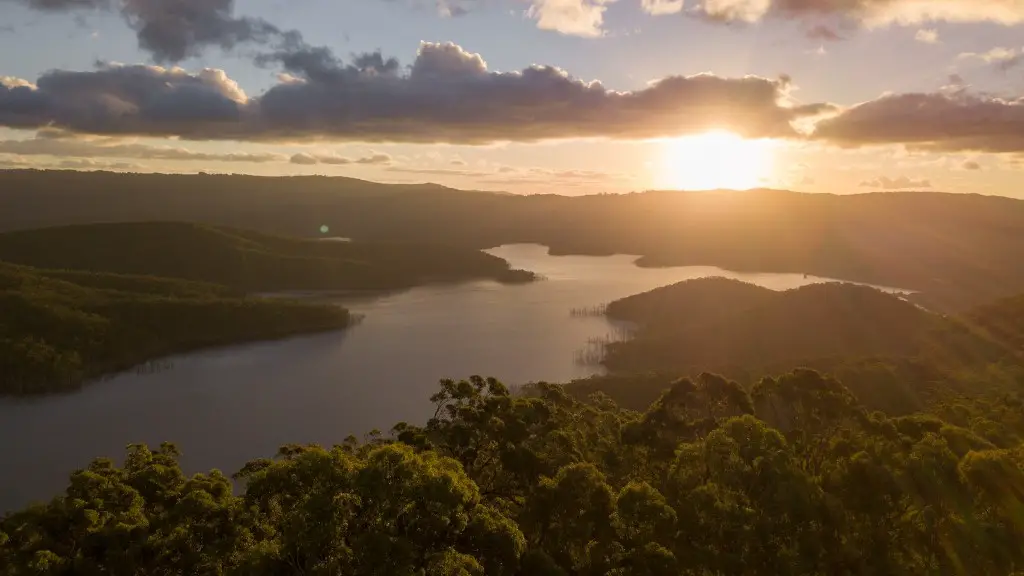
[4,370,1023,575]
[0,262,351,395]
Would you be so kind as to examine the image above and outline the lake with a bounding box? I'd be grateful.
[0,244,907,511]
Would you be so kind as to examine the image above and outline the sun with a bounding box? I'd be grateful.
[659,130,777,191]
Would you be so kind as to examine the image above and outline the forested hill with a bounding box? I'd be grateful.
[603,279,976,371]
[2,371,1023,574]
[3,170,1024,310]
[0,262,352,395]
[0,221,534,292]
[584,278,1022,413]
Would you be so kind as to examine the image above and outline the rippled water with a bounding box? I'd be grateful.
[0,244,906,511]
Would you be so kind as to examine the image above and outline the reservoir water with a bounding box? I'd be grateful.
[0,245,907,511]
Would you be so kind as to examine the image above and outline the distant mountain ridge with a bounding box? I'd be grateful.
[2,170,1024,310]
[0,221,535,291]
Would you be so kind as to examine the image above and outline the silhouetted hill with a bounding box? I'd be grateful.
[573,278,1022,414]
[3,170,1022,310]
[0,221,534,291]
[605,276,776,330]
[604,281,949,372]
[0,262,352,395]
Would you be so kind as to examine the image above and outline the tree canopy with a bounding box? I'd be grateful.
[3,370,1023,575]
[0,262,351,395]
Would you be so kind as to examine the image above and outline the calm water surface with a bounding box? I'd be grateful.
[0,245,906,511]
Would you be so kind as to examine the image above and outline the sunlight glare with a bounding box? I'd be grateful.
[660,131,777,191]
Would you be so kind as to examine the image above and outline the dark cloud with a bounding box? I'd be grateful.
[2,0,298,62]
[289,152,393,165]
[812,91,1024,153]
[963,160,982,170]
[859,176,932,190]
[0,42,826,144]
[253,42,823,143]
[120,0,288,63]
[4,0,109,10]
[1,64,247,137]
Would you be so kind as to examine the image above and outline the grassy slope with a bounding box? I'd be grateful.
[0,262,351,396]
[0,222,534,291]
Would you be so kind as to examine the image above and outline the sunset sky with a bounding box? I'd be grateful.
[1,0,1022,196]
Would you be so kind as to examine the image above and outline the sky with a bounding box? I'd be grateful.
[0,0,1022,196]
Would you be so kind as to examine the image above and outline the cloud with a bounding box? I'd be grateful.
[640,0,684,15]
[0,42,825,144]
[55,158,142,170]
[914,28,938,43]
[689,0,1024,27]
[0,153,143,171]
[859,176,932,190]
[289,152,393,165]
[962,160,982,170]
[0,132,286,162]
[957,47,1024,72]
[11,0,1024,49]
[812,91,1024,154]
[0,63,248,136]
[526,0,614,37]
[2,0,301,63]
[516,0,1024,36]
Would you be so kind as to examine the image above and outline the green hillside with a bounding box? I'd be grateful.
[0,262,351,395]
[577,279,1020,413]
[0,222,534,292]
